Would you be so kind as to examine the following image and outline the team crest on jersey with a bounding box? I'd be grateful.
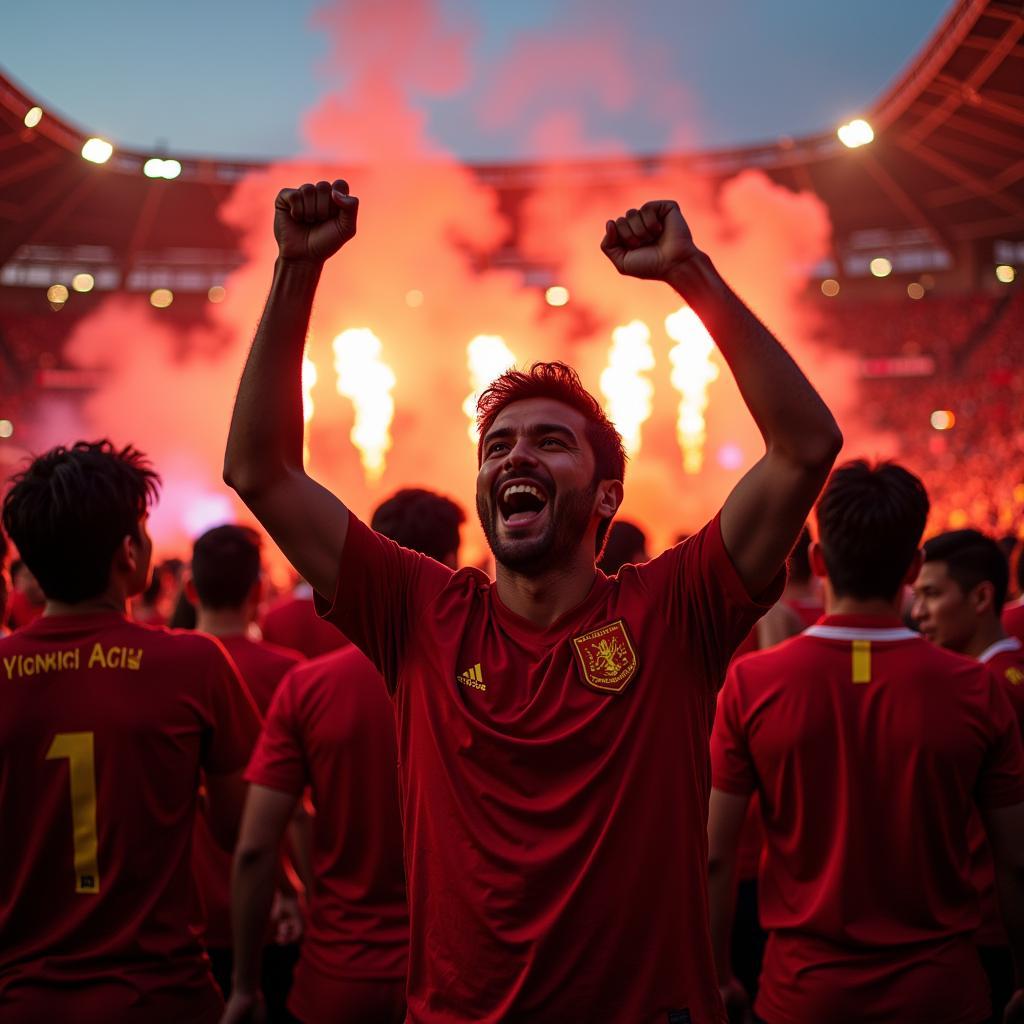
[571,619,638,694]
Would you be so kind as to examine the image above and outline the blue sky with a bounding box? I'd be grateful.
[4,0,950,161]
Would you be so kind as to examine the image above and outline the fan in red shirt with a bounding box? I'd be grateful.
[224,489,464,1024]
[1004,552,1024,643]
[913,527,1024,1019]
[223,179,842,1023]
[261,582,348,658]
[0,441,261,1024]
[709,460,1024,1024]
[183,524,304,1010]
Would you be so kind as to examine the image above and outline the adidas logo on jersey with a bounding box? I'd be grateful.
[456,663,486,691]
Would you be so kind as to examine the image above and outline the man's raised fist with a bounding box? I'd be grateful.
[274,179,359,264]
[600,199,699,281]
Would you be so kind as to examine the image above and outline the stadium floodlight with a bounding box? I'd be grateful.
[81,137,114,164]
[144,157,182,180]
[24,106,43,128]
[837,118,874,149]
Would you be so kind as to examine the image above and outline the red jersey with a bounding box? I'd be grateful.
[1003,601,1024,644]
[0,612,260,1024]
[712,615,1024,1024]
[262,589,348,659]
[190,634,302,949]
[315,512,780,1024]
[968,636,1024,946]
[246,645,408,1020]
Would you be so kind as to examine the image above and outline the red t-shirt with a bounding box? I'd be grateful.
[967,636,1024,946]
[190,634,302,949]
[246,645,408,1019]
[712,615,1024,1024]
[0,612,260,1024]
[315,512,779,1024]
[1003,601,1024,644]
[262,591,348,659]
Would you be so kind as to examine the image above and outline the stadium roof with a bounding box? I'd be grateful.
[1,0,1022,288]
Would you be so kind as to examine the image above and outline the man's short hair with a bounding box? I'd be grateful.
[191,525,263,610]
[476,361,626,553]
[598,520,647,575]
[815,459,929,601]
[922,529,1009,615]
[2,440,160,604]
[371,489,464,562]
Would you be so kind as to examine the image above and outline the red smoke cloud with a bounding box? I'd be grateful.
[54,0,859,570]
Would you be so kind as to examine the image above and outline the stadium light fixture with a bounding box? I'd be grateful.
[81,137,113,164]
[869,257,893,278]
[545,285,570,307]
[23,106,43,129]
[996,264,1016,284]
[143,157,182,180]
[837,118,874,149]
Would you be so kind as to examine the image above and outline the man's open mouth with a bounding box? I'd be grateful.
[497,480,550,526]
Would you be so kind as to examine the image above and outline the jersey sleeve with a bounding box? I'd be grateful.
[245,669,307,797]
[198,636,263,775]
[976,672,1024,810]
[710,663,758,796]
[314,513,454,691]
[632,512,785,689]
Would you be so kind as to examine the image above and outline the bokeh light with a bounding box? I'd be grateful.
[545,285,570,307]
[869,257,893,278]
[150,288,174,308]
[71,273,94,293]
[930,409,955,431]
[23,106,42,129]
[837,118,874,148]
[820,278,840,297]
[81,137,114,164]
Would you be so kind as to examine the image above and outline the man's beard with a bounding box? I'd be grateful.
[477,479,596,576]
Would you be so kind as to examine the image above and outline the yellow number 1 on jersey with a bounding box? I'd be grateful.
[46,732,100,895]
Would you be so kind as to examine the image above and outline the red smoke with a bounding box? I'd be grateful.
[54,0,860,571]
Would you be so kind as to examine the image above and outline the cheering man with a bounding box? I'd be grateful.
[224,180,842,1022]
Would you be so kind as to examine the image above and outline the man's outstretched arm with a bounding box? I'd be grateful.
[602,202,842,595]
[224,179,358,599]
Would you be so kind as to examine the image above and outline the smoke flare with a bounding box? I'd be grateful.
[600,319,655,456]
[665,306,721,474]
[332,328,396,482]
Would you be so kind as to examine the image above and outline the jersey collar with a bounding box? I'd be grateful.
[805,614,917,642]
[977,636,1024,663]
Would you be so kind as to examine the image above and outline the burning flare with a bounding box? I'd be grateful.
[464,334,518,442]
[600,319,655,456]
[665,306,720,474]
[332,328,396,482]
[301,353,317,465]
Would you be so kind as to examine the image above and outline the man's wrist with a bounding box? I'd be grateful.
[662,250,718,298]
